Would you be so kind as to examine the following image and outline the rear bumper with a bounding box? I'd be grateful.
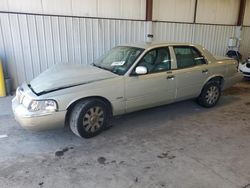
[12,97,66,131]
[223,72,243,90]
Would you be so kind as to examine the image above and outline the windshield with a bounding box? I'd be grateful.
[93,46,144,75]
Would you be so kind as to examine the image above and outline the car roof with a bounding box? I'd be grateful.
[119,42,202,50]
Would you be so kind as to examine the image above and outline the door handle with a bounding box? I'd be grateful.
[166,75,175,80]
[202,69,208,73]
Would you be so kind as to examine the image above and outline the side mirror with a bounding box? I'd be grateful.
[135,66,148,75]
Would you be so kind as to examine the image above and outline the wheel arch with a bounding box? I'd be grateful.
[203,75,225,90]
[64,96,113,127]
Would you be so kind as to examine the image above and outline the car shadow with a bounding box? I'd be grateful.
[110,94,241,132]
[111,80,249,132]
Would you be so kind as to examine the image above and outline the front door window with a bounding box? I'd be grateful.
[136,48,171,74]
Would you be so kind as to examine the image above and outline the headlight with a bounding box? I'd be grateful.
[28,100,58,113]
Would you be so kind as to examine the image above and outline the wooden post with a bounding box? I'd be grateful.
[146,0,153,21]
[193,0,198,23]
[237,0,246,26]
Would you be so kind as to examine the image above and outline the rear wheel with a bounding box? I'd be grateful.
[69,99,109,138]
[197,82,221,108]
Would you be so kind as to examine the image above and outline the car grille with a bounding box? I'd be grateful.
[246,63,250,68]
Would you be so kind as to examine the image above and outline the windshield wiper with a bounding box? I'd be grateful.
[92,63,109,71]
[92,63,102,69]
[93,63,122,75]
[92,63,119,75]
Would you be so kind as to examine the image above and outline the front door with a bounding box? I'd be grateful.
[125,47,176,113]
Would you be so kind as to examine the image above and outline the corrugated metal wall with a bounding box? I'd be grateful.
[243,0,250,26]
[240,27,250,59]
[154,22,235,56]
[153,0,240,25]
[153,0,196,22]
[0,13,147,88]
[0,0,146,20]
[0,12,244,89]
[196,0,240,25]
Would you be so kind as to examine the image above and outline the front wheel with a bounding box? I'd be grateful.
[197,82,221,108]
[69,99,109,138]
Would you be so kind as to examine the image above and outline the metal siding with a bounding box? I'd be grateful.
[243,0,250,26]
[72,18,81,64]
[27,15,41,77]
[154,22,194,43]
[97,0,121,19]
[79,18,88,64]
[92,19,99,60]
[58,16,69,63]
[65,17,75,64]
[9,14,27,85]
[196,0,240,25]
[42,0,72,16]
[3,0,146,20]
[0,12,241,89]
[85,18,94,63]
[35,16,48,72]
[18,14,34,81]
[51,17,62,64]
[7,0,43,14]
[0,13,147,88]
[240,27,250,59]
[0,0,9,12]
[0,15,7,76]
[154,22,235,56]
[0,13,18,87]
[153,0,196,23]
[193,24,235,56]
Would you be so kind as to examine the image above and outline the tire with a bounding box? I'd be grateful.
[197,82,221,108]
[69,99,109,138]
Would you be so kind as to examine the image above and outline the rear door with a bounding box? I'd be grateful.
[171,46,210,100]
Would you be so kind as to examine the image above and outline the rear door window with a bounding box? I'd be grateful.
[173,46,206,69]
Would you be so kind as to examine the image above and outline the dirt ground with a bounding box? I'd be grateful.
[0,80,250,188]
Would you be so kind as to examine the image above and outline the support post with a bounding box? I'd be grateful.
[237,0,246,26]
[193,0,198,23]
[146,0,153,21]
[146,0,153,43]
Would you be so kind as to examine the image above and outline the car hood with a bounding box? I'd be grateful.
[30,64,117,94]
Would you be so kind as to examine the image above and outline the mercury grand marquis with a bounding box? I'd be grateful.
[12,42,242,138]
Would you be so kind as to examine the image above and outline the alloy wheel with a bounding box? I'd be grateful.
[205,86,219,105]
[83,106,104,133]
